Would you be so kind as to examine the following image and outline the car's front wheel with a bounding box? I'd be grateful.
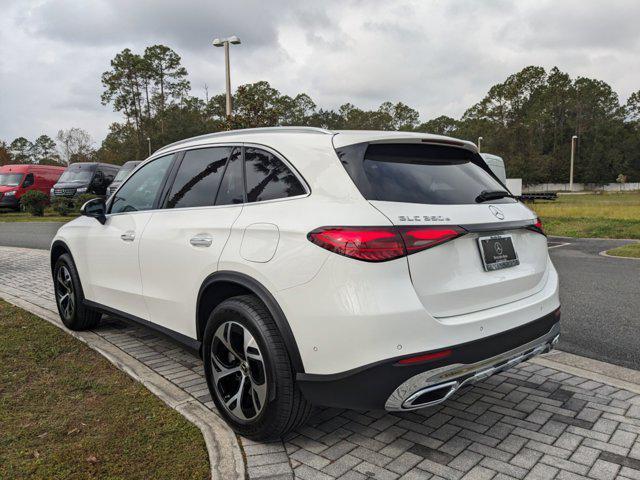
[203,295,312,440]
[53,253,101,330]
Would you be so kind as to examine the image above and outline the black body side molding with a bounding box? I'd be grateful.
[83,299,202,355]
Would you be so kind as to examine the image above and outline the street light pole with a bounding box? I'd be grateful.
[569,135,577,191]
[224,42,231,117]
[477,136,483,153]
[213,35,241,119]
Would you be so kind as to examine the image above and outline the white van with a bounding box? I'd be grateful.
[480,153,507,184]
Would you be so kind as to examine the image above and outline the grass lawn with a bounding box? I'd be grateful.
[0,209,77,223]
[0,300,210,480]
[527,192,640,239]
[605,242,640,258]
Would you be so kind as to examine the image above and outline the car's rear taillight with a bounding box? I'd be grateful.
[527,218,545,236]
[307,226,466,262]
[399,226,466,254]
[307,227,405,262]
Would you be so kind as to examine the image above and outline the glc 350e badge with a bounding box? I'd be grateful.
[398,215,451,222]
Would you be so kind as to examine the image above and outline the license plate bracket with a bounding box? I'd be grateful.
[477,234,519,271]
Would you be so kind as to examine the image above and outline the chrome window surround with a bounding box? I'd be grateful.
[105,142,310,218]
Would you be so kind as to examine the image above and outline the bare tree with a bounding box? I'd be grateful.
[56,128,94,165]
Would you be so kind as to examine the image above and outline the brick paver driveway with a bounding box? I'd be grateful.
[2,246,640,480]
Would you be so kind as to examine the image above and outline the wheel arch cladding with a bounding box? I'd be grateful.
[50,240,71,273]
[196,271,305,373]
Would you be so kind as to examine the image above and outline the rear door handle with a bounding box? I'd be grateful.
[120,230,135,242]
[190,234,213,247]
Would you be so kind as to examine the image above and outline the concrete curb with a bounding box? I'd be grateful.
[549,235,640,242]
[599,249,640,260]
[532,350,640,399]
[0,285,246,480]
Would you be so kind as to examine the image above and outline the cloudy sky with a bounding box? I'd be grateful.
[1,0,639,146]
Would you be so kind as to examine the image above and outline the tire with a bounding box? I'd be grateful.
[53,253,101,330]
[203,294,312,440]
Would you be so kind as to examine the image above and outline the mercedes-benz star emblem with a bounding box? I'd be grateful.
[494,242,503,255]
[489,205,505,220]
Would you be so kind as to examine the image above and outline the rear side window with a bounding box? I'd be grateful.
[244,148,305,203]
[215,148,244,205]
[166,147,232,209]
[337,143,514,205]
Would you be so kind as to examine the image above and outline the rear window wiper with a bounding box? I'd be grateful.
[475,190,514,203]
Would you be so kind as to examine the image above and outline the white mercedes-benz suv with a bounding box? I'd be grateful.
[50,127,560,440]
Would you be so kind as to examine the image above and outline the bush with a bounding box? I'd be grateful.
[51,197,74,216]
[20,191,49,217]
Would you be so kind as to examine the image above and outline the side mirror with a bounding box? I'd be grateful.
[80,198,107,225]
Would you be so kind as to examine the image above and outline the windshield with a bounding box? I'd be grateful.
[0,173,23,187]
[57,169,94,184]
[114,164,137,182]
[338,143,515,205]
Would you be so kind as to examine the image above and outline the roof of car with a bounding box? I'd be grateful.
[0,164,66,172]
[154,127,478,156]
[66,162,120,169]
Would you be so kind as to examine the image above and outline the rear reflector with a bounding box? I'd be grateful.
[307,226,466,262]
[397,349,453,365]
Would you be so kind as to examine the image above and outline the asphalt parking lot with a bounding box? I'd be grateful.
[0,223,638,370]
[0,221,64,250]
[548,237,640,371]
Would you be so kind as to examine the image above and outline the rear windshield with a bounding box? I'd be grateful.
[0,173,23,186]
[337,143,515,205]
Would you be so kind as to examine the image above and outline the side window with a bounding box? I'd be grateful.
[166,147,232,209]
[22,173,34,187]
[244,148,305,203]
[110,155,173,214]
[215,148,244,205]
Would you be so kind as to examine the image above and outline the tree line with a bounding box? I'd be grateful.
[1,129,95,166]
[3,44,639,184]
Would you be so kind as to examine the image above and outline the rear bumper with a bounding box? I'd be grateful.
[297,308,560,410]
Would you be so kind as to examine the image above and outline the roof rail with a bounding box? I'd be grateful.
[156,126,333,154]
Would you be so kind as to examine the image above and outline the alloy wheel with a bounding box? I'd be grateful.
[210,321,267,421]
[55,265,75,320]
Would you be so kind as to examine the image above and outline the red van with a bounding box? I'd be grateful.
[0,164,66,210]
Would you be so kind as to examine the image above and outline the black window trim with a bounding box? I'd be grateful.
[152,142,310,212]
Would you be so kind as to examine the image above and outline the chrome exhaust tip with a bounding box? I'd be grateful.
[402,381,458,409]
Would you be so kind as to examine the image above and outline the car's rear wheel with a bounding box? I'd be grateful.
[54,254,101,330]
[203,295,312,440]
